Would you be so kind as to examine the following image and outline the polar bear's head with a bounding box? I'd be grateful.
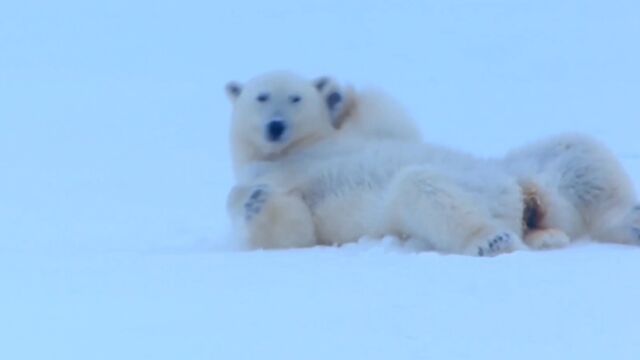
[226,71,346,176]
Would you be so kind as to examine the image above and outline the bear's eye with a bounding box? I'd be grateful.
[289,95,302,104]
[256,93,270,103]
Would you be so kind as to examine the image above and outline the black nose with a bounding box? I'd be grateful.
[266,120,286,141]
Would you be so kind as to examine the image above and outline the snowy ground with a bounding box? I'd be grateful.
[2,241,640,359]
[1,1,640,359]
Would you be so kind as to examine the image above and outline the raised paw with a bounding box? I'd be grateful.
[313,76,352,127]
[243,185,269,221]
[477,232,521,257]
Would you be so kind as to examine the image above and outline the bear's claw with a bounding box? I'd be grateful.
[244,185,269,221]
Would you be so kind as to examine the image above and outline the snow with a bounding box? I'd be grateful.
[1,1,639,359]
[2,243,640,359]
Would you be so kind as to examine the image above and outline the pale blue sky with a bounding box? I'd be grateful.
[1,0,639,250]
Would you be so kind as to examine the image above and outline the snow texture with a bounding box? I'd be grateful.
[1,1,639,359]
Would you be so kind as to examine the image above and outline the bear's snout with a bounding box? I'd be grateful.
[266,119,287,142]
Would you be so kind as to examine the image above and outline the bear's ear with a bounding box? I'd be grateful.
[225,81,243,101]
[313,77,330,91]
[313,76,353,128]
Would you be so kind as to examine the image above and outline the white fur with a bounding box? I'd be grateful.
[503,134,640,245]
[230,137,527,255]
[226,72,527,256]
[328,84,640,248]
[227,184,315,249]
[229,73,640,255]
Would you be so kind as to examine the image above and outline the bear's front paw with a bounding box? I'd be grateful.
[243,185,269,221]
[477,232,521,257]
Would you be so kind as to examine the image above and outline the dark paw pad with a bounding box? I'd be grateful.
[244,186,268,221]
[478,233,513,257]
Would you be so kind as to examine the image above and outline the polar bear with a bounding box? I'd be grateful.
[225,71,527,256]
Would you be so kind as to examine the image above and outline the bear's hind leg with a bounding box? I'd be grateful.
[384,166,526,256]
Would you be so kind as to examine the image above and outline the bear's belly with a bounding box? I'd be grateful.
[261,140,526,244]
[309,188,387,245]
[298,164,397,245]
